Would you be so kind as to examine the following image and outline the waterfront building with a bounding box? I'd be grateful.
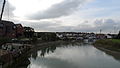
[15,24,24,38]
[0,20,16,38]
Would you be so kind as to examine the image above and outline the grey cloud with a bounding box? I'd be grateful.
[31,23,74,32]
[74,19,120,33]
[28,0,89,20]
[27,22,93,32]
[94,19,118,31]
[18,19,120,33]
[18,20,74,32]
[19,21,62,31]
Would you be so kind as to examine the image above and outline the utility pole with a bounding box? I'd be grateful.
[0,0,6,21]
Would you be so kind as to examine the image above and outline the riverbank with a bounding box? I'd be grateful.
[93,39,120,52]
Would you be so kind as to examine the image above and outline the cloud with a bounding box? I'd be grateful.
[17,20,61,31]
[28,0,91,20]
[93,19,119,33]
[19,19,120,33]
[73,19,120,33]
[3,0,118,33]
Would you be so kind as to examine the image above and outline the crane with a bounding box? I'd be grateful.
[0,0,6,21]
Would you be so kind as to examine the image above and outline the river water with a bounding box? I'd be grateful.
[8,41,120,68]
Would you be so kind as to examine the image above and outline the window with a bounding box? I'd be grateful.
[13,25,16,30]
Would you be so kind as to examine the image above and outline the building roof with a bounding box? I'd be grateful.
[15,24,22,26]
[0,20,14,25]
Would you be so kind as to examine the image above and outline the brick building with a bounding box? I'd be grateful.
[15,24,24,38]
[0,20,16,38]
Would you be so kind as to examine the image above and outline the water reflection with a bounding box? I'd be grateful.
[40,45,56,57]
[5,57,30,68]
[5,41,120,68]
[28,41,120,68]
[31,49,38,60]
[95,46,120,62]
[31,41,82,58]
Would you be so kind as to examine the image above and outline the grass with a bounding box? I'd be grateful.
[93,39,120,52]
[110,39,120,43]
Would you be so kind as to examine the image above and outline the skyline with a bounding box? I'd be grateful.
[0,0,120,33]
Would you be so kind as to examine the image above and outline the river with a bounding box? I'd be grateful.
[7,41,120,68]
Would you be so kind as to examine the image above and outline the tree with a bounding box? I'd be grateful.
[24,27,34,38]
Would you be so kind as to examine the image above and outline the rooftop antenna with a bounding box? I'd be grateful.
[0,0,6,21]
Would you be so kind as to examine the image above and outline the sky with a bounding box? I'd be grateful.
[0,0,120,33]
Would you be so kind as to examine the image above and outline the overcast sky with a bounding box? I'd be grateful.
[0,0,120,33]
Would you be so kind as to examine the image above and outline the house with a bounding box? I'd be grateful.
[0,20,16,38]
[105,34,112,39]
[15,24,24,38]
[96,34,106,39]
